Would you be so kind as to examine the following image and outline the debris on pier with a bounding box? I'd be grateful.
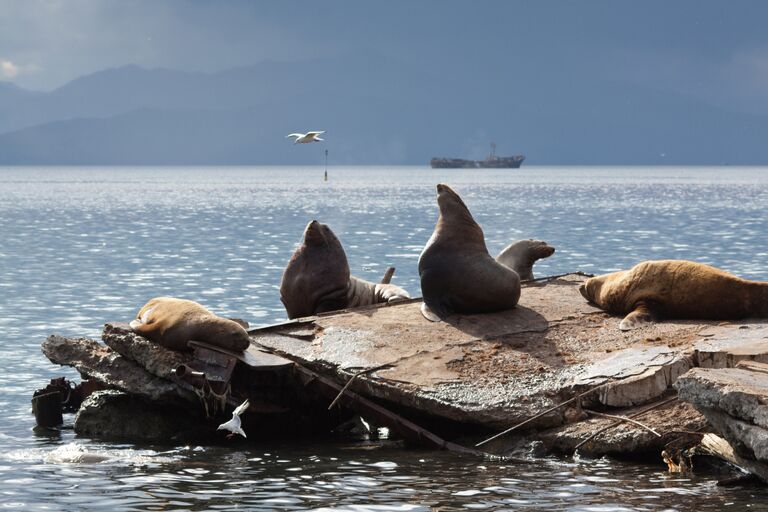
[34,273,768,475]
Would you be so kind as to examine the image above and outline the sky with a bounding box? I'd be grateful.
[2,1,768,115]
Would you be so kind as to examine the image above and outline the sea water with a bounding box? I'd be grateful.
[1,166,767,510]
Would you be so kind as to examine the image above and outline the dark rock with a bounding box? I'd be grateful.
[74,390,209,442]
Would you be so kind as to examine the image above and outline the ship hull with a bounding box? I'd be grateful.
[430,155,525,169]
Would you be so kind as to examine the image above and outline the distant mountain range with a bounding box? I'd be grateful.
[1,58,767,165]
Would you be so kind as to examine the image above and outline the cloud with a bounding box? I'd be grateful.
[0,60,19,78]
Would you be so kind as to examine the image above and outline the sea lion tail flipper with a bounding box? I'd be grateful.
[619,302,656,331]
[420,302,443,322]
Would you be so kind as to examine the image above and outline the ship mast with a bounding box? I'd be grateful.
[489,142,497,161]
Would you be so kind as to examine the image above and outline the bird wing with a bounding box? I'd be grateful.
[217,418,236,431]
[307,131,325,136]
[286,133,304,138]
[233,399,250,417]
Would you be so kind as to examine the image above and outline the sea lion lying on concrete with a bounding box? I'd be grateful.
[129,297,251,351]
[579,259,768,331]
[280,220,411,319]
[418,184,521,321]
[496,239,555,280]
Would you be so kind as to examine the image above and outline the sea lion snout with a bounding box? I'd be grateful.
[579,283,591,301]
[538,243,556,258]
[303,220,334,246]
[303,219,321,237]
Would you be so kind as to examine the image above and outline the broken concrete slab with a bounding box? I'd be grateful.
[676,365,768,482]
[574,347,692,407]
[251,274,724,430]
[676,367,768,430]
[102,323,192,380]
[42,335,198,404]
[693,323,768,368]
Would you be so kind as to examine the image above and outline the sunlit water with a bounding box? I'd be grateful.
[2,166,768,510]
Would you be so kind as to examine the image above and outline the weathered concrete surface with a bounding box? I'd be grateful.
[676,365,768,480]
[676,367,768,430]
[75,390,208,442]
[252,274,734,430]
[694,323,768,368]
[102,323,192,380]
[42,335,198,404]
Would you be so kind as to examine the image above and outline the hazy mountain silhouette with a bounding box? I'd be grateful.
[1,58,767,165]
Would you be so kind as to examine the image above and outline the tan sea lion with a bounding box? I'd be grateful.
[496,239,556,280]
[418,184,521,321]
[579,259,768,331]
[280,220,410,319]
[129,297,251,351]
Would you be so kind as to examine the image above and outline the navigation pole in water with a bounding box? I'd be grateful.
[324,149,328,181]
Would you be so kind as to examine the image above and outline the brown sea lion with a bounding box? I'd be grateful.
[129,297,251,351]
[496,239,556,280]
[279,220,410,319]
[418,184,521,321]
[579,259,768,331]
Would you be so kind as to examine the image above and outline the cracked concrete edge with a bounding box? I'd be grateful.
[597,355,693,407]
[694,406,768,479]
[675,368,768,429]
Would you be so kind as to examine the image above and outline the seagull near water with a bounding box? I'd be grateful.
[286,131,325,144]
[217,399,250,438]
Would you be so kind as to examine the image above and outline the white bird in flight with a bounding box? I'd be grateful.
[217,399,250,438]
[286,131,325,144]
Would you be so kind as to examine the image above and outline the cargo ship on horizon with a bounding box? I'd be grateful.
[430,143,525,169]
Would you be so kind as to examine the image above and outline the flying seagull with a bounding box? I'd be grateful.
[286,131,325,144]
[217,399,250,438]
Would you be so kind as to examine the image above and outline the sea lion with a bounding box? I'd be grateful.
[280,220,411,319]
[129,297,251,351]
[418,184,521,321]
[496,239,556,280]
[579,259,768,331]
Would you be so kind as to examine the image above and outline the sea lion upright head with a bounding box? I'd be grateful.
[280,220,351,319]
[434,184,486,247]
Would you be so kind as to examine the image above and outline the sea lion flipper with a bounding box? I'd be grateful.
[375,283,411,304]
[619,302,656,331]
[420,302,442,322]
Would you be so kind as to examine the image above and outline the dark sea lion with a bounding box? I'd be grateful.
[496,239,556,280]
[129,297,251,351]
[418,184,521,321]
[280,220,410,319]
[579,259,768,331]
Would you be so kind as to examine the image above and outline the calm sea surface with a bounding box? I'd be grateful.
[2,166,768,510]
